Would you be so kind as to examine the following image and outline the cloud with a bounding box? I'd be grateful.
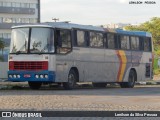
[119,0,128,3]
[41,0,160,25]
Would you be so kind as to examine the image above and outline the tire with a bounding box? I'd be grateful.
[28,82,42,90]
[63,70,77,90]
[92,83,107,88]
[120,70,136,88]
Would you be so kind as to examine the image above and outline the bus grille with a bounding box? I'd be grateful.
[9,61,48,71]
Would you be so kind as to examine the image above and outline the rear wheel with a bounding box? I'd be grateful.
[63,70,77,90]
[92,83,107,88]
[120,70,136,88]
[28,82,42,90]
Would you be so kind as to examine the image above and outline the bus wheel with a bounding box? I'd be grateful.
[28,82,42,90]
[92,83,107,88]
[120,70,136,88]
[63,70,77,90]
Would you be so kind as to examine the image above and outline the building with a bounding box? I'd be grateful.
[0,0,40,79]
[103,23,130,29]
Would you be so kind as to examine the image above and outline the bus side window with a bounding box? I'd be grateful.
[144,37,151,52]
[56,29,71,54]
[77,30,85,47]
[131,36,140,50]
[119,35,130,50]
[90,32,103,48]
[139,37,144,51]
[107,33,115,49]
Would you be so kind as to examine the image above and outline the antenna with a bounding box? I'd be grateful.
[64,21,71,23]
[52,18,59,22]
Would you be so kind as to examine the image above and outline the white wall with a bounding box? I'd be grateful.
[0,62,8,79]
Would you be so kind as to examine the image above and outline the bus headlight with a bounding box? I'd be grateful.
[9,75,13,78]
[40,75,44,78]
[17,75,20,78]
[35,75,39,78]
[13,75,17,78]
[44,75,48,79]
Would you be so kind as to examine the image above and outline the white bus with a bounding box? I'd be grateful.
[8,22,154,89]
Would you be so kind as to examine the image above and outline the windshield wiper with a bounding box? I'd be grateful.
[15,51,22,55]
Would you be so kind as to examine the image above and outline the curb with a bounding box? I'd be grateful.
[136,81,160,85]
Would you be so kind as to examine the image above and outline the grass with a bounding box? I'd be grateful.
[154,57,160,75]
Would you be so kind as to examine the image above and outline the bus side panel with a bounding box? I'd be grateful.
[74,47,90,82]
[141,52,153,81]
[56,54,73,82]
[86,48,105,82]
[116,50,132,82]
[48,55,56,72]
[104,49,117,82]
[55,47,86,82]
[131,51,143,81]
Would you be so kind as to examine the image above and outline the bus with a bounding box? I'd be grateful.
[8,22,154,90]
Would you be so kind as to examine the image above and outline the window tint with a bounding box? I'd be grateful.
[131,36,139,50]
[0,17,2,23]
[107,33,115,49]
[56,30,71,54]
[77,30,85,46]
[90,32,103,48]
[144,37,151,51]
[120,35,130,50]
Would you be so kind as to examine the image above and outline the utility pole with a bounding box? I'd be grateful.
[52,18,59,22]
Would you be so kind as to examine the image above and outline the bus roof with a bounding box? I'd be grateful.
[43,22,105,31]
[12,22,152,37]
[115,29,152,37]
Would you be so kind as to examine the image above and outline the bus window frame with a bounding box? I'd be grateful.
[10,27,55,55]
[118,34,131,50]
[105,32,118,50]
[143,37,152,52]
[88,30,105,49]
[72,28,90,48]
[130,36,140,51]
[55,28,72,55]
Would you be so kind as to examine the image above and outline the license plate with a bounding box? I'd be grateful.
[24,74,31,78]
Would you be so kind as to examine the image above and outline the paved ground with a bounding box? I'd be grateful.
[0,84,160,111]
[1,84,160,119]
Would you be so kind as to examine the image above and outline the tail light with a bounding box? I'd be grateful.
[9,61,14,70]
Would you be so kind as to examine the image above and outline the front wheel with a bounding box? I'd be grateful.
[120,70,136,88]
[28,82,42,90]
[63,70,77,90]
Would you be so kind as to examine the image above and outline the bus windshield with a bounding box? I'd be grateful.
[10,27,54,54]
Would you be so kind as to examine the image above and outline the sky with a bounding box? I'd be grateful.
[41,0,160,25]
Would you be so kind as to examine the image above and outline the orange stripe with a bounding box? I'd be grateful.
[116,50,127,82]
[119,51,127,82]
[116,51,122,82]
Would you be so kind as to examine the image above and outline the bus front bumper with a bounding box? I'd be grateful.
[8,70,55,82]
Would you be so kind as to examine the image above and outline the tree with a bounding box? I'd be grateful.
[125,17,160,56]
